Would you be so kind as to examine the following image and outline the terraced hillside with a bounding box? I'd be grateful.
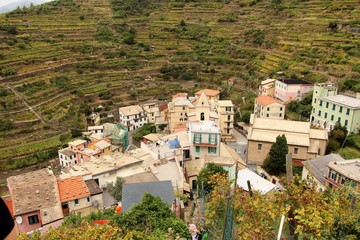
[0,0,359,171]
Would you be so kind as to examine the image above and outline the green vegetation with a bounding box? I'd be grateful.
[106,177,124,202]
[19,194,190,239]
[0,0,359,173]
[286,92,313,121]
[197,163,226,193]
[263,134,288,175]
[132,124,156,141]
[206,174,360,239]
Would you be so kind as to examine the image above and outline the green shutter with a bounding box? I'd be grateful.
[208,147,210,153]
[214,148,216,154]
[200,134,202,143]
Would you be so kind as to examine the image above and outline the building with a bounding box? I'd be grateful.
[254,95,285,120]
[195,89,220,101]
[188,121,221,160]
[259,79,276,96]
[302,154,344,191]
[155,101,169,131]
[86,112,101,126]
[142,102,160,124]
[274,79,313,102]
[57,176,102,216]
[247,118,328,166]
[7,168,63,233]
[122,180,174,212]
[216,100,234,139]
[325,159,360,191]
[310,83,360,133]
[119,105,148,131]
[168,97,195,133]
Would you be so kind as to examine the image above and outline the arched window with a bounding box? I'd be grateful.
[201,112,205,121]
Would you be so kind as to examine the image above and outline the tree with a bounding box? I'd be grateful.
[112,193,190,239]
[107,177,124,202]
[326,123,347,154]
[263,134,288,175]
[240,111,251,124]
[197,163,226,194]
[205,175,360,240]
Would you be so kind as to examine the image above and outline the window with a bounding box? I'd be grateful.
[294,148,298,155]
[266,114,269,117]
[331,115,334,121]
[328,170,337,181]
[267,107,270,111]
[345,119,348,126]
[200,112,205,121]
[258,144,262,150]
[208,147,217,154]
[81,154,83,159]
[338,117,341,124]
[346,109,350,115]
[226,107,232,112]
[332,104,336,110]
[280,107,283,111]
[326,102,329,108]
[195,146,200,153]
[339,106,343,113]
[87,197,90,203]
[227,115,231,120]
[319,100,322,106]
[324,112,327,119]
[180,113,183,116]
[182,106,185,110]
[279,113,282,117]
[314,98,317,103]
[318,110,321,117]
[75,199,79,205]
[28,215,39,225]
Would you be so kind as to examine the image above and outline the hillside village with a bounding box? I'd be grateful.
[0,0,360,239]
[2,81,360,238]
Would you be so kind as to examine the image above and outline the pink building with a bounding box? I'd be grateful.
[7,168,63,233]
[274,79,313,103]
[59,139,101,167]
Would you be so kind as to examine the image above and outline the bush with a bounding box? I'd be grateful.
[0,119,14,131]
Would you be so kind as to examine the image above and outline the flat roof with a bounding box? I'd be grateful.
[328,159,360,182]
[119,105,143,116]
[261,79,276,85]
[217,100,233,107]
[59,148,76,157]
[322,94,360,108]
[68,139,87,146]
[277,79,312,85]
[189,121,221,134]
[94,140,111,150]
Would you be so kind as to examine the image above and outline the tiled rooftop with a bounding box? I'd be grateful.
[57,176,90,202]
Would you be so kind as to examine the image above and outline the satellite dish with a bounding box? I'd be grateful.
[16,216,23,224]
[92,200,98,207]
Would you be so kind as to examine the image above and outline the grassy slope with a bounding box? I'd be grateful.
[0,0,359,170]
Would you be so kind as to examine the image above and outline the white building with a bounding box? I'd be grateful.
[119,105,148,131]
[188,121,221,160]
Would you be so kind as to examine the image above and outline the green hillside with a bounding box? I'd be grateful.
[0,0,359,170]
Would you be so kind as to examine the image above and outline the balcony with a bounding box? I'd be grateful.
[193,141,217,147]
[224,125,233,129]
[220,111,234,115]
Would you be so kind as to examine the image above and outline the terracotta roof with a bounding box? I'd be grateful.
[3,196,14,217]
[172,93,187,101]
[85,179,103,196]
[57,176,90,202]
[173,124,187,133]
[255,95,283,106]
[159,102,168,112]
[195,89,220,97]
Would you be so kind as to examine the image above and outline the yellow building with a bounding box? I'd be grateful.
[254,95,285,120]
[247,118,328,166]
[216,100,234,140]
[168,97,195,133]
